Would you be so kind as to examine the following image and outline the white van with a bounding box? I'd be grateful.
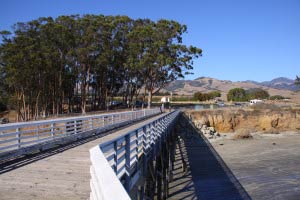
[249,99,263,105]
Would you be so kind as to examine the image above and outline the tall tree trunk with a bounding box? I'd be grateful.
[147,81,154,109]
[22,92,27,121]
[35,91,40,120]
[81,65,90,114]
[147,90,152,109]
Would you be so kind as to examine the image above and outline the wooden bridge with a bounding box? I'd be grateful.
[0,109,250,200]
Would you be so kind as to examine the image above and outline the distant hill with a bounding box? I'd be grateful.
[162,77,300,101]
[259,77,298,91]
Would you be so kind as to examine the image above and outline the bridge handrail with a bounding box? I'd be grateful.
[0,109,160,155]
[89,110,180,200]
[0,109,157,129]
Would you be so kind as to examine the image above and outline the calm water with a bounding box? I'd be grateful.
[173,104,223,111]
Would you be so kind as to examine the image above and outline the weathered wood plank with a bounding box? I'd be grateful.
[0,114,164,200]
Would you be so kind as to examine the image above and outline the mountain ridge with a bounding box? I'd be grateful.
[162,76,299,101]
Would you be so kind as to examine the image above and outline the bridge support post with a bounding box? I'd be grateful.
[162,137,169,199]
[137,186,144,200]
[142,128,178,200]
[144,153,155,199]
[156,148,162,200]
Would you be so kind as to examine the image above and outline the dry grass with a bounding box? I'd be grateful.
[251,103,282,111]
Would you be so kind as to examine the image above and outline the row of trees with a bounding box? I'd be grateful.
[0,15,202,121]
[227,88,270,102]
[269,95,288,100]
[191,87,293,102]
[193,91,221,101]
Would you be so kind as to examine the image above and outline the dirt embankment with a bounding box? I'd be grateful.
[186,107,300,133]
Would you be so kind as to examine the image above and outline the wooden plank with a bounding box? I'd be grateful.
[0,113,164,200]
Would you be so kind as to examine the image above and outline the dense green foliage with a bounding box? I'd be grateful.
[193,91,221,101]
[269,95,286,100]
[227,88,247,102]
[227,88,270,102]
[0,15,201,121]
[246,88,270,100]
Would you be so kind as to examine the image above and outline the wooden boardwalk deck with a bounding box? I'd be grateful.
[0,113,252,200]
[0,114,164,200]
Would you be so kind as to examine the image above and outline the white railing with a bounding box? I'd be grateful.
[0,109,160,157]
[89,110,180,200]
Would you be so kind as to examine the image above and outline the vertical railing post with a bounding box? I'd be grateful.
[51,123,54,137]
[125,134,131,191]
[36,126,39,140]
[16,128,21,148]
[74,120,77,134]
[89,118,93,130]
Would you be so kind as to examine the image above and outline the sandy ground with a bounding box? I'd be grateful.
[210,133,300,200]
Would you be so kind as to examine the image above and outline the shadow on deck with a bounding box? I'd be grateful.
[168,114,251,200]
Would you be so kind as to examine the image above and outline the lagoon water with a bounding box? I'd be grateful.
[174,104,222,111]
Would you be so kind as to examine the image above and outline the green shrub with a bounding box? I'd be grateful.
[227,88,247,102]
[269,95,285,100]
[246,88,270,100]
[194,91,221,101]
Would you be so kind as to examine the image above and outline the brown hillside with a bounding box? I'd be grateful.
[162,77,300,102]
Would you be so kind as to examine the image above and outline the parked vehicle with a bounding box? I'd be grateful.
[135,101,147,108]
[217,102,225,107]
[249,99,263,105]
[0,118,9,124]
[109,101,122,106]
[234,102,243,107]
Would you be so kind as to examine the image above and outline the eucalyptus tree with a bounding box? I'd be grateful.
[0,17,77,119]
[100,16,129,108]
[112,16,142,106]
[0,14,202,119]
[47,15,78,114]
[74,14,105,114]
[55,15,79,113]
[129,19,202,108]
[91,15,115,110]
[0,20,44,120]
[147,19,202,107]
[0,38,9,109]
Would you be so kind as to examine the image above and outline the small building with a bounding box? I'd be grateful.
[249,99,263,105]
[161,96,170,103]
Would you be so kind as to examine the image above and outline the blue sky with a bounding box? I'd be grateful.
[0,0,299,82]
